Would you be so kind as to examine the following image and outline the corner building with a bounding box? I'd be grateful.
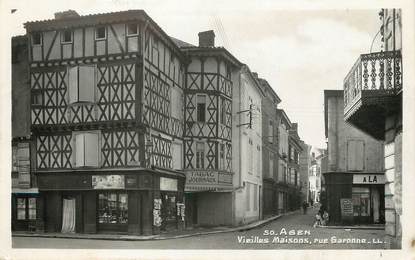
[24,10,187,235]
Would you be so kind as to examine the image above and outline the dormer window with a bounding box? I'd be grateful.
[32,32,42,46]
[61,29,72,43]
[95,26,106,40]
[127,23,138,36]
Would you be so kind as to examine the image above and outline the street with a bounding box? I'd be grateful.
[13,207,388,249]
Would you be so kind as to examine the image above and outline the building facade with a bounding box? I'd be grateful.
[257,77,281,218]
[323,90,385,226]
[287,124,303,211]
[299,141,311,204]
[309,148,325,205]
[19,10,187,235]
[343,9,402,248]
[11,35,40,231]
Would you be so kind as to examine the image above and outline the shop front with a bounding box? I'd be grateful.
[324,172,385,225]
[36,169,185,235]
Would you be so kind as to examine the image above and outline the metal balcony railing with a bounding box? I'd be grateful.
[344,50,402,110]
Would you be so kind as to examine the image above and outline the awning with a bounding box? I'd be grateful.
[12,188,39,194]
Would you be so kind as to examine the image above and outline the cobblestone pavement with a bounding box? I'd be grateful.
[12,207,388,249]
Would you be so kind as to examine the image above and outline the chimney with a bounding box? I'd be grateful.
[54,10,80,20]
[198,30,215,47]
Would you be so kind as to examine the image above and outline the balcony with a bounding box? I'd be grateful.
[344,50,402,140]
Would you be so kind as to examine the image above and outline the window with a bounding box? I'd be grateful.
[98,192,128,224]
[220,98,226,124]
[32,32,42,45]
[196,142,205,169]
[347,140,365,171]
[74,132,99,167]
[283,166,287,183]
[171,87,182,119]
[253,184,258,210]
[95,26,106,40]
[172,143,182,170]
[295,170,298,186]
[31,90,43,106]
[68,65,95,103]
[16,198,36,220]
[61,30,72,43]
[248,139,253,174]
[256,145,261,177]
[268,121,273,143]
[196,95,206,122]
[219,143,225,170]
[127,23,138,36]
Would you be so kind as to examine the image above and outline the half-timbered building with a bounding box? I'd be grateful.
[174,31,243,226]
[23,10,187,235]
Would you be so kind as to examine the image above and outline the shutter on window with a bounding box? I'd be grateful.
[84,133,99,167]
[75,134,85,166]
[68,67,78,103]
[355,140,364,171]
[348,140,364,171]
[79,66,95,102]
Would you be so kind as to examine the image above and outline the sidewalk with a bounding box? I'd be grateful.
[13,211,299,241]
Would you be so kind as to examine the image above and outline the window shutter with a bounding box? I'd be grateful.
[68,66,78,103]
[79,66,95,102]
[355,140,364,171]
[84,133,99,167]
[347,140,364,171]
[75,134,85,167]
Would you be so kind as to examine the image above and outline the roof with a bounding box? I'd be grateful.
[170,36,195,48]
[24,9,186,61]
[180,46,243,68]
[277,109,292,129]
[241,65,265,96]
[324,89,343,138]
[257,77,281,104]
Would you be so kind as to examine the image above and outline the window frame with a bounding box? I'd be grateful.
[16,197,37,221]
[68,65,96,104]
[61,29,73,44]
[195,142,205,169]
[31,90,43,106]
[97,192,128,224]
[126,23,139,36]
[196,94,207,123]
[32,32,42,46]
[73,131,100,168]
[95,26,107,40]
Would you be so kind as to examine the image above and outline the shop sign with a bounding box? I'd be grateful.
[186,171,218,185]
[92,175,125,189]
[160,177,178,191]
[353,174,385,184]
[340,198,353,217]
[218,173,233,184]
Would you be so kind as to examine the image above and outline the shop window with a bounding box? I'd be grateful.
[32,32,42,46]
[196,95,206,122]
[95,26,106,40]
[196,142,205,169]
[16,198,36,220]
[98,192,128,224]
[126,23,138,36]
[61,29,72,43]
[352,187,370,217]
[74,132,99,167]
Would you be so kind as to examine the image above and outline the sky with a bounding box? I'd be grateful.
[3,0,382,149]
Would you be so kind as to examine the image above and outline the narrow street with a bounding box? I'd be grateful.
[13,207,387,249]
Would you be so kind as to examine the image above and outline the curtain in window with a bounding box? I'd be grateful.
[61,198,76,233]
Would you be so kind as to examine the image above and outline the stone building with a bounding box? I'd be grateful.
[323,90,384,225]
[342,9,402,248]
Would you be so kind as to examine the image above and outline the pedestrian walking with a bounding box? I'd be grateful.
[302,201,308,214]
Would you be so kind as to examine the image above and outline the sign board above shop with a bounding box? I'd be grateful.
[160,177,178,191]
[352,174,385,184]
[92,175,125,189]
[185,171,233,191]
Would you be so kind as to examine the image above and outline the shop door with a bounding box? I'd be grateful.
[97,192,128,233]
[352,187,371,224]
[61,197,76,233]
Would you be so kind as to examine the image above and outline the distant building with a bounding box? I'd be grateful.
[309,148,325,204]
[299,141,311,204]
[323,90,384,226]
[342,9,402,248]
